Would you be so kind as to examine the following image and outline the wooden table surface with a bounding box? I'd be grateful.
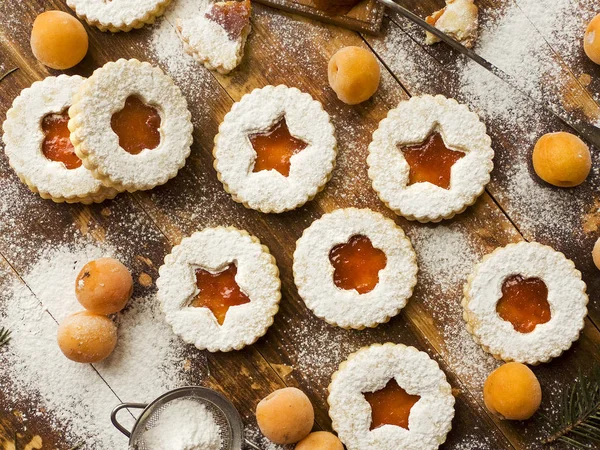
[1,0,599,449]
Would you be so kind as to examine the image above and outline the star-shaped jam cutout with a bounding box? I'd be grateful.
[190,264,250,326]
[400,132,465,190]
[364,379,421,430]
[496,275,551,333]
[329,235,387,294]
[249,117,309,177]
[42,110,82,170]
[205,0,251,40]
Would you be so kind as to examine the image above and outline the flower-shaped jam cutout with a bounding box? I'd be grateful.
[329,235,387,294]
[191,264,251,325]
[111,96,161,155]
[42,110,82,169]
[364,379,421,430]
[249,117,309,177]
[401,132,465,190]
[496,274,551,333]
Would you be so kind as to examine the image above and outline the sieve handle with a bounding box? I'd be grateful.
[111,402,148,438]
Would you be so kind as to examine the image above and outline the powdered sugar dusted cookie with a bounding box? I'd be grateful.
[67,0,172,32]
[463,242,588,365]
[293,208,417,329]
[68,59,193,192]
[214,85,337,213]
[328,343,455,450]
[2,75,117,204]
[177,0,252,74]
[157,227,281,352]
[368,95,493,223]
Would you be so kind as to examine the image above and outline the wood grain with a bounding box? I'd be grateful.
[0,0,599,449]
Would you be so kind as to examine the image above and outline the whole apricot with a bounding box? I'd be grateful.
[593,237,600,270]
[75,258,133,315]
[483,362,541,420]
[31,11,88,70]
[295,431,344,450]
[328,46,380,105]
[532,132,591,187]
[584,14,600,65]
[57,311,118,363]
[256,387,314,444]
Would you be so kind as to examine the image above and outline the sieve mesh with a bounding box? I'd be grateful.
[127,387,244,450]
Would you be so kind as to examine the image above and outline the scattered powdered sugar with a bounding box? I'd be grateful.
[497,163,587,240]
[149,0,219,125]
[407,223,500,388]
[0,240,190,447]
[407,223,478,292]
[142,398,222,450]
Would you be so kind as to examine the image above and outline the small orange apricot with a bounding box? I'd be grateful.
[584,14,600,65]
[31,11,88,70]
[57,311,118,363]
[256,387,314,444]
[328,46,380,105]
[483,362,541,420]
[75,258,133,315]
[593,238,600,271]
[295,431,344,450]
[532,132,591,187]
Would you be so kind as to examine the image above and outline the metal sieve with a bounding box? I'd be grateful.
[111,386,261,450]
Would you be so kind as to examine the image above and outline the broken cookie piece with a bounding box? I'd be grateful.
[425,0,479,49]
[177,0,252,74]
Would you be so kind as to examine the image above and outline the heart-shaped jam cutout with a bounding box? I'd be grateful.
[329,235,387,294]
[401,132,465,190]
[496,275,551,333]
[190,264,250,326]
[249,117,308,177]
[364,379,421,430]
[42,110,82,170]
[111,95,161,155]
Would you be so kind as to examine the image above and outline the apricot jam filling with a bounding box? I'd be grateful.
[364,379,421,430]
[496,275,551,333]
[41,110,82,169]
[249,117,308,177]
[111,95,161,155]
[401,132,465,190]
[329,235,387,294]
[191,264,251,325]
[205,0,251,39]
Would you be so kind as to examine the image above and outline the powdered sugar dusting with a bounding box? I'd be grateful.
[0,240,191,447]
[142,398,222,450]
[407,223,500,387]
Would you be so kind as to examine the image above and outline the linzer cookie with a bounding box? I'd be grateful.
[67,0,172,32]
[177,0,252,74]
[157,227,281,352]
[2,75,117,204]
[293,208,417,329]
[68,59,193,192]
[214,85,337,213]
[463,242,588,365]
[368,95,494,222]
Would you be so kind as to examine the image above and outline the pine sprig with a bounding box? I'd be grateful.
[543,366,600,448]
[0,327,11,347]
